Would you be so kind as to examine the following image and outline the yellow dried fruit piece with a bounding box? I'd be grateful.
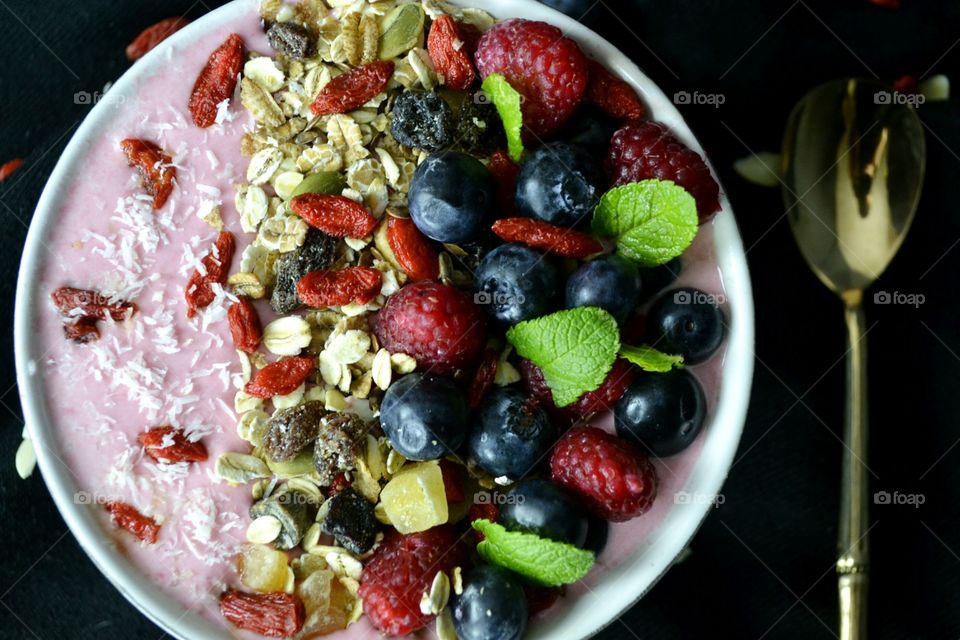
[379,461,448,534]
[297,569,350,637]
[240,544,290,593]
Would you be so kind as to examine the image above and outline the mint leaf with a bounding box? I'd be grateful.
[473,519,594,586]
[592,180,698,267]
[481,73,524,162]
[506,307,619,407]
[620,344,684,372]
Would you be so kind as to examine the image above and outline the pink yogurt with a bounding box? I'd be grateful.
[34,6,729,638]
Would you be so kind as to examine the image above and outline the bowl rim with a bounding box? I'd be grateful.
[13,0,755,638]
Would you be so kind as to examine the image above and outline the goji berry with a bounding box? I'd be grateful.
[51,287,137,321]
[491,218,603,259]
[185,231,235,318]
[119,138,176,209]
[427,15,476,91]
[138,426,208,463]
[63,317,100,344]
[0,158,23,183]
[219,589,305,638]
[487,150,519,215]
[438,459,465,503]
[228,297,262,354]
[327,472,351,497]
[586,60,646,121]
[467,348,499,410]
[310,60,394,116]
[893,74,918,95]
[387,216,439,281]
[296,267,382,308]
[290,193,378,238]
[105,501,161,544]
[524,584,563,615]
[125,17,189,61]
[189,33,244,128]
[244,356,316,398]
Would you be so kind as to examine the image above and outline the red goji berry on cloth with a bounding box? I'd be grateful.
[189,33,244,128]
[120,138,176,209]
[310,60,394,116]
[296,267,383,308]
[491,217,603,259]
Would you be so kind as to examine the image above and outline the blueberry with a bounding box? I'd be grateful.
[451,565,528,640]
[468,388,555,480]
[319,487,378,554]
[409,151,494,243]
[565,254,641,324]
[516,142,604,227]
[646,287,725,364]
[614,369,707,457]
[500,479,588,547]
[636,258,682,304]
[380,373,468,460]
[562,105,618,157]
[390,91,455,152]
[474,244,559,326]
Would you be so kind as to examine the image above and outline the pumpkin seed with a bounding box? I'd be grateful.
[378,4,425,60]
[291,171,347,197]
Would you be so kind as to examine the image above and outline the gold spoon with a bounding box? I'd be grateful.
[781,78,925,639]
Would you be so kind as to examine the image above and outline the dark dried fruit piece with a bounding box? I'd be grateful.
[189,33,244,128]
[264,400,328,462]
[51,287,137,320]
[313,413,368,485]
[138,426,208,463]
[266,21,315,60]
[250,488,316,550]
[185,231,235,318]
[120,138,176,209]
[245,356,316,398]
[390,91,455,152]
[63,317,100,343]
[219,589,305,638]
[387,216,440,281]
[290,193,379,238]
[319,487,378,554]
[586,60,645,121]
[491,218,603,259]
[228,297,262,354]
[310,60,394,116]
[467,348,499,410]
[427,15,476,90]
[105,501,160,544]
[0,158,23,183]
[455,100,504,154]
[126,17,189,61]
[297,267,382,308]
[487,149,519,215]
[270,227,338,314]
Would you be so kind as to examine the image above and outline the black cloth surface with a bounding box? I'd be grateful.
[1,1,958,638]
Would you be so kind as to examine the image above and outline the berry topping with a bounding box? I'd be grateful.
[125,17,189,61]
[290,193,379,238]
[374,280,487,375]
[387,215,440,282]
[219,589,305,638]
[50,287,137,321]
[105,501,160,544]
[138,426,208,464]
[228,297,262,354]
[296,266,382,308]
[310,60,394,116]
[451,565,528,640]
[184,231,235,318]
[474,19,589,138]
[467,387,555,480]
[244,356,316,399]
[189,33,244,129]
[491,218,603,260]
[515,142,604,227]
[390,91,455,151]
[585,59,646,121]
[119,138,176,209]
[358,526,468,636]
[474,244,559,326]
[549,426,658,521]
[379,373,468,460]
[408,151,494,244]
[520,357,639,421]
[615,369,707,457]
[645,287,725,364]
[318,487,378,555]
[427,15,477,90]
[565,254,642,324]
[466,348,499,410]
[606,121,720,222]
[499,479,588,547]
[270,228,338,314]
[487,149,520,215]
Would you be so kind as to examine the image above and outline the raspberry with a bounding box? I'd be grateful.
[519,358,636,420]
[373,281,486,376]
[358,526,468,636]
[474,19,588,138]
[549,426,657,522]
[606,121,720,223]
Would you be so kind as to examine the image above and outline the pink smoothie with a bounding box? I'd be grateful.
[32,5,729,638]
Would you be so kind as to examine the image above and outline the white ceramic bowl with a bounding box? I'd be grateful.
[14,0,754,637]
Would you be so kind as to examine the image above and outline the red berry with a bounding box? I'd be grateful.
[438,459,465,503]
[358,526,468,636]
[126,17,189,61]
[189,33,244,128]
[487,149,519,215]
[519,358,636,420]
[228,297,262,354]
[467,348,499,410]
[427,15,477,91]
[291,193,379,238]
[184,231,235,318]
[586,59,646,121]
[0,158,24,183]
[606,121,720,223]
[524,584,563,615]
[310,60,394,116]
[138,426,208,463]
[550,426,657,522]
[105,501,161,544]
[468,502,499,543]
[219,589,305,638]
[491,217,603,260]
[296,266,382,308]
[120,138,176,209]
[373,281,486,376]
[387,216,440,282]
[474,19,588,138]
[244,356,315,399]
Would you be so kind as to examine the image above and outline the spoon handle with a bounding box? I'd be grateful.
[838,297,869,640]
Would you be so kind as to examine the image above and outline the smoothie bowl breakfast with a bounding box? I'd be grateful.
[14,0,753,638]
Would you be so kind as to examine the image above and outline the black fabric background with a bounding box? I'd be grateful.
[1,1,958,638]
